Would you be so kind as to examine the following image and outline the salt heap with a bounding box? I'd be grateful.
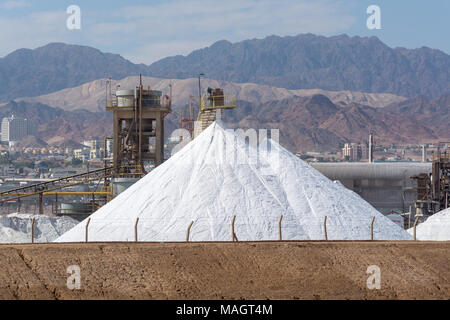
[408,208,450,240]
[56,121,411,242]
[0,213,79,243]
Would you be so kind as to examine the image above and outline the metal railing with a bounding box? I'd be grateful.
[106,96,171,109]
[200,95,236,112]
[115,165,144,177]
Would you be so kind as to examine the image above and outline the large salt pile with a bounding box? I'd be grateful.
[0,213,79,243]
[56,121,411,242]
[408,208,450,240]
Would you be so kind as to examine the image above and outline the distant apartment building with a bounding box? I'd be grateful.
[342,143,369,161]
[74,139,109,161]
[89,139,105,160]
[106,139,113,158]
[73,148,90,161]
[0,164,15,176]
[1,115,36,145]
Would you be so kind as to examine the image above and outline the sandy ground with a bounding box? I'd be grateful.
[0,241,449,300]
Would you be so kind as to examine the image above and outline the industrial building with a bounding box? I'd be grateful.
[311,162,432,222]
[0,77,174,219]
[1,115,35,145]
[412,145,450,217]
[342,143,369,161]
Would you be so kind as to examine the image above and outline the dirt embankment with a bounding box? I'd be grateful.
[0,241,449,300]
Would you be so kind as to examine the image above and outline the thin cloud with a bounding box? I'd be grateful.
[91,0,356,63]
[0,0,356,63]
[0,10,68,57]
[124,40,214,65]
[0,0,31,10]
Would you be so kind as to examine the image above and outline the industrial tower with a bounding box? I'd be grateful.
[106,76,172,176]
[193,87,236,138]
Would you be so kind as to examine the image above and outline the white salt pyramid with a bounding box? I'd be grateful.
[408,208,450,240]
[55,121,411,242]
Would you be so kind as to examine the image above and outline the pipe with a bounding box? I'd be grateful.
[139,82,143,168]
[14,192,110,196]
[413,217,419,241]
[31,218,35,244]
[369,134,374,163]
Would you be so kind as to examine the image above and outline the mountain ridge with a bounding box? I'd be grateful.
[9,75,407,113]
[1,93,446,152]
[224,94,440,151]
[148,33,450,98]
[0,42,151,101]
[0,34,449,102]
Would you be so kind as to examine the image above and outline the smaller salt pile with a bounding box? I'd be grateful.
[408,207,450,240]
[0,213,78,243]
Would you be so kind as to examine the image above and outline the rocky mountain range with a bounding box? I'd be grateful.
[148,34,450,98]
[385,93,450,138]
[0,34,449,103]
[1,92,446,152]
[224,95,440,152]
[0,43,150,102]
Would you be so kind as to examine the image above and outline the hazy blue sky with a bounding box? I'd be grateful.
[0,0,448,64]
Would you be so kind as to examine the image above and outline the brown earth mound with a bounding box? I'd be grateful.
[0,241,449,300]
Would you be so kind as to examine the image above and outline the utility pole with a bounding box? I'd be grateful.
[198,73,204,107]
[369,134,374,163]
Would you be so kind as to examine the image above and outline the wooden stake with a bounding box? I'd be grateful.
[278,215,283,240]
[323,216,328,241]
[85,218,91,243]
[186,221,194,242]
[134,218,139,242]
[413,217,419,241]
[370,216,375,240]
[31,218,35,244]
[39,192,43,215]
[231,216,238,241]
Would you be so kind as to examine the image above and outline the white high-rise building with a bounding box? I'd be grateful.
[1,115,35,143]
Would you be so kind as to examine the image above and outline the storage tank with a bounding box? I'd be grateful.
[59,203,92,221]
[112,177,140,196]
[116,90,135,107]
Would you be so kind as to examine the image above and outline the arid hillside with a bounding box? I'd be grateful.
[12,76,406,112]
